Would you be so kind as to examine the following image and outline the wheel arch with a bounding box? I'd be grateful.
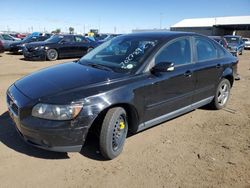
[90,102,140,134]
[221,67,234,87]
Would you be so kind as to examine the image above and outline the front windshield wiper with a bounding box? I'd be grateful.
[86,63,114,72]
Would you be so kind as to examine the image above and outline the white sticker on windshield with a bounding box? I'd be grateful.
[126,64,133,69]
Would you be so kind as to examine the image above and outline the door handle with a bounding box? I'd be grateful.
[184,70,192,77]
[216,64,222,68]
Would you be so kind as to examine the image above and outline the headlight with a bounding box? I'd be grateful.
[32,103,83,120]
[34,46,45,50]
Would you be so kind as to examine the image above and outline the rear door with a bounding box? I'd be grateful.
[73,36,89,57]
[192,36,224,103]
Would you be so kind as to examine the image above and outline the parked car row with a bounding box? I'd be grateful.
[0,32,122,61]
[209,35,247,56]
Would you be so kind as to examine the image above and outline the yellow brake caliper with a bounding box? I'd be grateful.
[119,121,125,130]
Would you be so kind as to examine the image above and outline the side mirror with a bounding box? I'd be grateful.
[151,62,175,73]
[60,40,67,44]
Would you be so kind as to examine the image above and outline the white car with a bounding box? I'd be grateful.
[243,38,250,49]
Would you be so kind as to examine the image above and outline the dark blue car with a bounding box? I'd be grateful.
[224,35,244,56]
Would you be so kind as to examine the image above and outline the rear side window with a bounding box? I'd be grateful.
[156,38,191,66]
[217,47,226,58]
[195,37,217,62]
[74,36,86,43]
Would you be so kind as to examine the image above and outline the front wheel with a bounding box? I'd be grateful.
[210,79,231,110]
[99,107,128,160]
[46,49,58,61]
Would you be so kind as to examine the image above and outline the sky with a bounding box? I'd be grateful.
[1,0,250,34]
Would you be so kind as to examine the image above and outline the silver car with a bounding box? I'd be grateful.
[0,34,20,50]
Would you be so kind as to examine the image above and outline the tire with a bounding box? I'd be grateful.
[87,47,94,53]
[46,49,58,61]
[236,50,239,57]
[99,107,128,159]
[210,79,231,110]
[239,50,243,55]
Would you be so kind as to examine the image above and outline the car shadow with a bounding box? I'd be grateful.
[5,52,22,55]
[0,111,69,159]
[80,133,107,161]
[0,111,110,161]
[19,57,46,62]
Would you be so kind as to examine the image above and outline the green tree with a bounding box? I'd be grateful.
[51,28,61,34]
[69,27,74,34]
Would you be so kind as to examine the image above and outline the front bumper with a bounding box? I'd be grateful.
[6,85,94,152]
[23,47,46,60]
[9,46,22,53]
[245,44,250,49]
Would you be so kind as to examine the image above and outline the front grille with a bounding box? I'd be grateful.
[7,94,19,116]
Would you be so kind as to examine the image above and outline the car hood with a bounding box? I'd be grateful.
[14,62,125,100]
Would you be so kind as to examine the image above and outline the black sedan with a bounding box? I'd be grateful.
[7,32,237,159]
[23,35,98,61]
[9,33,51,53]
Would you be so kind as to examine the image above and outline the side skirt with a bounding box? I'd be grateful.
[137,96,214,132]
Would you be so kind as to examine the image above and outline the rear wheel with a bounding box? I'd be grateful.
[239,49,243,55]
[210,79,231,110]
[99,107,128,159]
[46,49,58,61]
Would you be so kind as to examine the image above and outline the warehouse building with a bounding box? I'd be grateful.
[170,16,250,37]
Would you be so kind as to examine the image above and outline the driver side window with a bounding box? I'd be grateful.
[155,38,191,66]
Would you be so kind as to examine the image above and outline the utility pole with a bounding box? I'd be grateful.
[98,18,101,33]
[160,13,163,29]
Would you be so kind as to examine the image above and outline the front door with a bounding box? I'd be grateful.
[142,37,196,122]
[58,36,76,57]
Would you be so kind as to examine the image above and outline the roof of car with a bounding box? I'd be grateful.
[224,35,241,38]
[124,31,197,39]
[128,31,194,37]
[209,36,223,39]
[54,34,83,37]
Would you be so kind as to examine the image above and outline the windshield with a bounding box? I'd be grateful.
[224,37,240,44]
[45,35,64,43]
[22,35,33,42]
[79,35,159,73]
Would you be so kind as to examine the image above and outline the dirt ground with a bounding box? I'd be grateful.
[0,51,249,188]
